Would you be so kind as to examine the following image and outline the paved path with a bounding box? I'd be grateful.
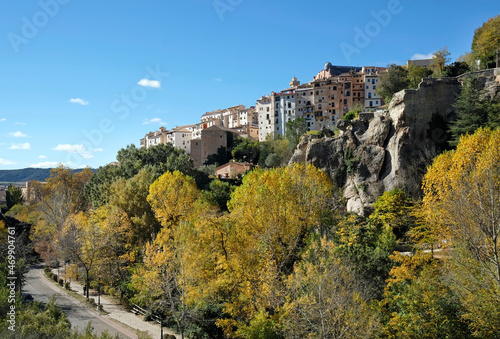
[23,264,180,339]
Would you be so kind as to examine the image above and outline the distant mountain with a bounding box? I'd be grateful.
[0,168,93,183]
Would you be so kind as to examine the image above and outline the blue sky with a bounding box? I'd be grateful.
[0,0,498,169]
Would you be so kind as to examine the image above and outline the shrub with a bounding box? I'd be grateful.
[107,287,116,296]
[64,282,70,290]
[52,274,58,282]
[44,266,51,274]
[58,279,64,286]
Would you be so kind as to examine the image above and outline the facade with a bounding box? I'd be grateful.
[140,127,168,148]
[407,59,433,68]
[190,125,242,168]
[214,161,254,179]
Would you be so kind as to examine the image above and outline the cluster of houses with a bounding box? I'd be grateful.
[141,61,430,172]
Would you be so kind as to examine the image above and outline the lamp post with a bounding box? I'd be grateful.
[158,301,164,339]
[97,278,101,306]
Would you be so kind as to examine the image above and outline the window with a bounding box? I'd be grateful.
[368,93,372,98]
[376,100,379,104]
[267,107,270,112]
[370,101,373,107]
[287,102,291,108]
[373,86,376,90]
[220,135,223,138]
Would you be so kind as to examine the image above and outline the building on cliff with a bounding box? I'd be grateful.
[257,62,387,141]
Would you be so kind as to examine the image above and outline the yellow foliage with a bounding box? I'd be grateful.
[421,127,500,335]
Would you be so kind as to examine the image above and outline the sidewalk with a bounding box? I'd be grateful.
[50,268,180,339]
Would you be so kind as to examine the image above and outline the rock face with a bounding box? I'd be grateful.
[289,76,474,215]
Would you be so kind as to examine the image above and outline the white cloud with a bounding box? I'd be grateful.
[142,118,167,125]
[411,53,434,60]
[53,144,94,159]
[69,98,89,106]
[0,118,5,122]
[93,148,103,152]
[137,79,161,88]
[29,161,60,168]
[0,158,16,165]
[9,131,27,138]
[15,122,26,126]
[213,78,223,82]
[38,155,47,159]
[10,143,31,150]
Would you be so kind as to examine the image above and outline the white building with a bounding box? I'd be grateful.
[362,66,384,110]
[166,125,194,154]
[257,95,276,141]
[274,89,296,135]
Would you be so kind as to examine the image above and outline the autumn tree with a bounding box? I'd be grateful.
[90,206,135,295]
[58,212,100,299]
[133,170,212,338]
[214,164,333,335]
[281,237,380,338]
[30,166,93,263]
[430,47,451,77]
[472,14,500,68]
[421,128,500,336]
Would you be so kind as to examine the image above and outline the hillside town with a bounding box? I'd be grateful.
[139,61,403,166]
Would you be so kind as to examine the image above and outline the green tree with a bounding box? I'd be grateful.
[449,78,500,146]
[108,166,161,244]
[380,253,471,338]
[375,64,409,103]
[85,143,205,207]
[441,61,470,77]
[407,64,433,88]
[202,179,235,212]
[285,117,307,150]
[231,137,260,164]
[6,184,24,210]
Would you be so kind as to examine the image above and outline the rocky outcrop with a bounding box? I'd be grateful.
[290,72,500,215]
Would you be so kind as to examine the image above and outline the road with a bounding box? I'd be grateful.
[22,264,136,339]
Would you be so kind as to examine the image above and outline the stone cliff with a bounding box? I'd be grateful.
[290,69,500,215]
